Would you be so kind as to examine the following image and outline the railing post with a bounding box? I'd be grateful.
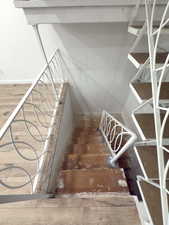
[33,24,58,100]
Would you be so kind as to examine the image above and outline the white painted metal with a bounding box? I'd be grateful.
[145,1,169,224]
[99,110,137,163]
[33,25,58,100]
[134,146,149,180]
[129,0,169,224]
[132,98,153,141]
[129,22,147,53]
[137,177,154,225]
[128,53,141,69]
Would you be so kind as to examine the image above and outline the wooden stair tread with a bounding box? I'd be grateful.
[56,168,129,194]
[0,194,136,208]
[135,145,169,178]
[73,136,104,144]
[0,195,141,225]
[132,82,169,100]
[72,143,106,154]
[135,113,169,138]
[62,153,109,170]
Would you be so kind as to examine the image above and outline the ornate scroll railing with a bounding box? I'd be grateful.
[0,49,63,198]
[144,0,169,224]
[99,111,137,164]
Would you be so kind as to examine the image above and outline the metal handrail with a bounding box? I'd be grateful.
[99,110,137,163]
[0,48,63,195]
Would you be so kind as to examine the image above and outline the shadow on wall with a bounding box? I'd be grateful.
[59,51,123,115]
[50,23,137,114]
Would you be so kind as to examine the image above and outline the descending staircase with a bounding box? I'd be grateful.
[0,93,142,224]
[56,118,128,194]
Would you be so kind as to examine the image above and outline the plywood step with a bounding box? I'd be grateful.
[72,143,106,154]
[134,113,169,139]
[0,195,141,225]
[138,179,169,225]
[62,153,109,170]
[132,82,169,100]
[135,145,169,178]
[128,52,168,68]
[56,168,129,194]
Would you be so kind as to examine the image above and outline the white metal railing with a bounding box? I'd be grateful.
[145,1,169,224]
[99,111,137,164]
[130,0,169,224]
[0,49,64,199]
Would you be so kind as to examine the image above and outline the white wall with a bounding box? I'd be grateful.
[0,2,147,117]
[0,1,56,83]
[45,23,139,114]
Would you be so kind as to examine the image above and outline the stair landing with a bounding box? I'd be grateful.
[0,193,141,225]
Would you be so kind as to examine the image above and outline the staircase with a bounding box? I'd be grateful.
[128,1,169,225]
[57,117,128,194]
[0,87,142,224]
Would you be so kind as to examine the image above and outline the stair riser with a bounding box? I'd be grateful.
[63,154,109,170]
[72,144,106,154]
